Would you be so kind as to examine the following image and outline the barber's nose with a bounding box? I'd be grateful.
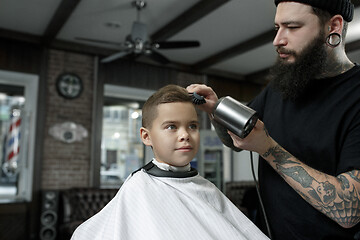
[273,29,287,47]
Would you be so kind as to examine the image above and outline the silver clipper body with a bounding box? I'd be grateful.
[213,96,258,138]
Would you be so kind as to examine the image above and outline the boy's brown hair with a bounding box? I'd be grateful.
[142,85,193,128]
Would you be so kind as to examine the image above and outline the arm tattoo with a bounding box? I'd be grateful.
[264,126,270,137]
[328,173,360,227]
[263,144,360,227]
[348,171,360,184]
[278,164,360,226]
[278,165,336,204]
[277,165,314,188]
[262,145,298,165]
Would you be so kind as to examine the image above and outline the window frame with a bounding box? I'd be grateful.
[0,70,38,202]
[100,84,155,188]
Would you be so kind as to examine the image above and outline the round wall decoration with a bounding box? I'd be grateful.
[56,73,83,99]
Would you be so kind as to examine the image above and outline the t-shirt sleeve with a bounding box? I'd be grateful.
[337,111,360,174]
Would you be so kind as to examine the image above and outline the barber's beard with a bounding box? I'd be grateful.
[268,31,327,102]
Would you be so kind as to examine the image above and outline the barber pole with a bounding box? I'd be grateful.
[2,109,21,176]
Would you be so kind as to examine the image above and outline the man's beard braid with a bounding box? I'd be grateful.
[268,31,327,102]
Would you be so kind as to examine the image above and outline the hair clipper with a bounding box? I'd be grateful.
[213,96,258,138]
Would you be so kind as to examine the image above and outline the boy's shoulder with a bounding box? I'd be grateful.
[122,169,149,187]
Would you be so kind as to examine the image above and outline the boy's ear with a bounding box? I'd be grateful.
[140,127,152,146]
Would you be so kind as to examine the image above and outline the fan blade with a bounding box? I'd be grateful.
[101,51,131,63]
[146,50,170,65]
[155,41,200,49]
[75,37,122,47]
[131,21,148,41]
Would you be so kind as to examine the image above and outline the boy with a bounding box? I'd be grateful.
[71,85,268,240]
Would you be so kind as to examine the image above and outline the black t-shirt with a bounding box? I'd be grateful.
[249,65,360,240]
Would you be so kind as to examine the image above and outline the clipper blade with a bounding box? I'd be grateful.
[190,92,206,105]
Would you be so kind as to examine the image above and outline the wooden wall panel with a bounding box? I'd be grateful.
[0,39,44,240]
[0,38,42,74]
[102,60,178,90]
[208,75,264,103]
[0,203,28,240]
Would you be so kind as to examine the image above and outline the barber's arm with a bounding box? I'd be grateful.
[228,120,360,228]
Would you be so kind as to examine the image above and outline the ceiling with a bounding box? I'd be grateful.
[1,0,360,84]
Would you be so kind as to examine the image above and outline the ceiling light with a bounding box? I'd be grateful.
[104,22,122,29]
[112,132,121,139]
[131,111,139,119]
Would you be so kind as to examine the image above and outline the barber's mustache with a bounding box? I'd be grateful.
[276,47,296,56]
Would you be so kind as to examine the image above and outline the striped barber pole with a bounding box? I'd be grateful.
[2,109,21,177]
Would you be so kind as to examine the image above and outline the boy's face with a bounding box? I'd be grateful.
[140,102,200,167]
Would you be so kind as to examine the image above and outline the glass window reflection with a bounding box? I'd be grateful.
[101,98,144,188]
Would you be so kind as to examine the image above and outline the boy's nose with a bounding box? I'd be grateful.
[179,130,190,141]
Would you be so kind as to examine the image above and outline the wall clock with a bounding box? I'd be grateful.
[56,73,83,99]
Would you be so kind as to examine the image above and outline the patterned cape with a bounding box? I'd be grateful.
[71,165,269,240]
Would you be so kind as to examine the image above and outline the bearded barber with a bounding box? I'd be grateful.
[187,0,360,239]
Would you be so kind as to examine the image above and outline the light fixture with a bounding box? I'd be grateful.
[131,111,139,119]
[104,21,122,29]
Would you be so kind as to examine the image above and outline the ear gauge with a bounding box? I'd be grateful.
[189,92,206,105]
[326,32,341,48]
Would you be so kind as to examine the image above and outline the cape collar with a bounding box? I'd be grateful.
[132,161,198,178]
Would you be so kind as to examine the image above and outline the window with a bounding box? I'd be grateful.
[0,70,38,202]
[100,85,154,188]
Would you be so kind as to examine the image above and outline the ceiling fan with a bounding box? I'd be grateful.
[75,0,200,64]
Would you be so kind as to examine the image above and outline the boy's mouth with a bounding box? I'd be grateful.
[176,146,193,151]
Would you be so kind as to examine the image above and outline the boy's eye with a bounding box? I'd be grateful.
[166,125,176,130]
[189,124,198,130]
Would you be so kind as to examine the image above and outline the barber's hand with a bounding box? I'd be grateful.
[227,120,277,156]
[186,84,218,114]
